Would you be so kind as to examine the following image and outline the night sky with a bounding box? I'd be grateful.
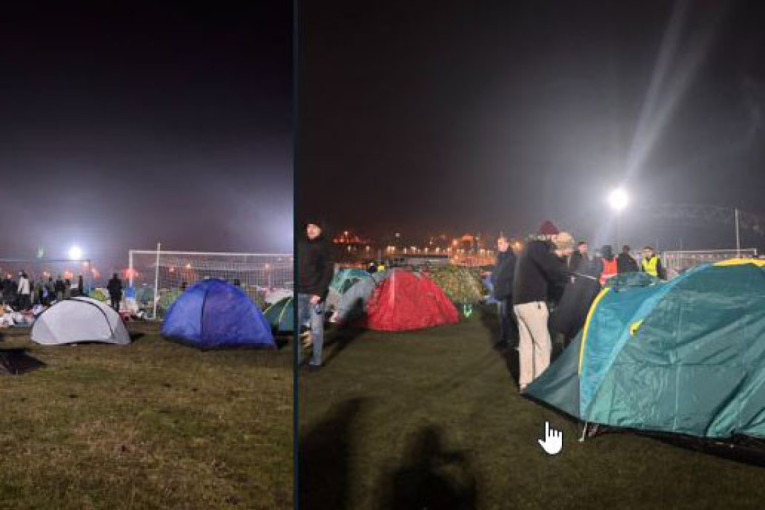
[298,0,765,250]
[1,3,292,271]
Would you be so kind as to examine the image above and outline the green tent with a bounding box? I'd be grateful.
[526,259,765,440]
[428,265,485,317]
[264,297,294,334]
[330,269,369,294]
[327,268,370,311]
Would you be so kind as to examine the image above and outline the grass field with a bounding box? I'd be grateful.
[0,322,292,510]
[299,306,765,510]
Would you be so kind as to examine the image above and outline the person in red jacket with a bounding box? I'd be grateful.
[597,245,618,286]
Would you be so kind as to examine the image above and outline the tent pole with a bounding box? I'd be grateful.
[579,422,588,442]
[128,250,134,288]
[152,243,161,320]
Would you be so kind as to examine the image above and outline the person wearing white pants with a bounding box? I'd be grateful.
[514,300,552,388]
[512,232,575,391]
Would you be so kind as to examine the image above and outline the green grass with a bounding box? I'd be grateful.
[0,322,292,510]
[300,307,765,510]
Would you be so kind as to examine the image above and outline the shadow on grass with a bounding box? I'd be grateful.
[376,425,480,510]
[300,397,367,510]
[0,348,46,375]
[274,335,290,350]
[322,325,366,367]
[478,304,520,385]
[129,333,145,342]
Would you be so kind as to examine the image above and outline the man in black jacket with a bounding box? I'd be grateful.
[490,236,517,348]
[54,275,66,302]
[617,245,639,274]
[513,232,574,392]
[569,241,591,273]
[107,273,123,312]
[297,220,334,370]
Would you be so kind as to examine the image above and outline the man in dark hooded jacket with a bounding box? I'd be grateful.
[489,236,517,348]
[513,233,574,391]
[107,273,123,312]
[297,220,335,370]
[617,245,639,274]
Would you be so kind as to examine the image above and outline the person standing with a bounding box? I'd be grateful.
[54,275,65,302]
[641,246,667,280]
[17,272,31,310]
[297,220,334,370]
[513,232,574,392]
[43,277,53,305]
[568,241,590,273]
[489,236,517,348]
[107,273,123,312]
[617,245,639,274]
[597,245,618,286]
[64,279,72,300]
[3,276,16,307]
[77,275,85,296]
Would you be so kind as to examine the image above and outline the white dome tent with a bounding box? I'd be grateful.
[31,297,130,346]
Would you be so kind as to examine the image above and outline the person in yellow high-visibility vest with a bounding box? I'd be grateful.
[641,246,666,280]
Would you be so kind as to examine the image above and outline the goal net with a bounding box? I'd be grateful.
[127,250,293,319]
[662,249,759,279]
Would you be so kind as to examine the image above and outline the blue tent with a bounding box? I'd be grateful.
[161,279,275,349]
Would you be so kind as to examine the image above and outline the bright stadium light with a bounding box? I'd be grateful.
[68,245,83,260]
[608,188,629,212]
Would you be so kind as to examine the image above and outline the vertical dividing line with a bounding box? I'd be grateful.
[292,0,299,507]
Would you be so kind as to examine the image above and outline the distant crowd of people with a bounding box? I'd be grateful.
[488,233,667,392]
[1,272,84,310]
[0,272,126,313]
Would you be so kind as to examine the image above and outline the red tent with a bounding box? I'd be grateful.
[364,269,459,331]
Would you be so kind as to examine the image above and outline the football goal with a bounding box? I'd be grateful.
[127,249,293,319]
[662,249,759,279]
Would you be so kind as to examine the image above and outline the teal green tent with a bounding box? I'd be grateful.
[330,269,369,294]
[327,268,370,311]
[527,259,765,440]
[264,297,294,334]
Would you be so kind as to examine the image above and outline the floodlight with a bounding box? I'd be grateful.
[608,188,629,212]
[68,245,83,260]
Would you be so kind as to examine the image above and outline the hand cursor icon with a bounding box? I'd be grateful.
[538,421,563,455]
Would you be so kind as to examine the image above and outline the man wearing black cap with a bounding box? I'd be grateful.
[297,220,334,370]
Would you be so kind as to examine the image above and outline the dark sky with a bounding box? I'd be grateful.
[1,3,292,270]
[298,0,765,250]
